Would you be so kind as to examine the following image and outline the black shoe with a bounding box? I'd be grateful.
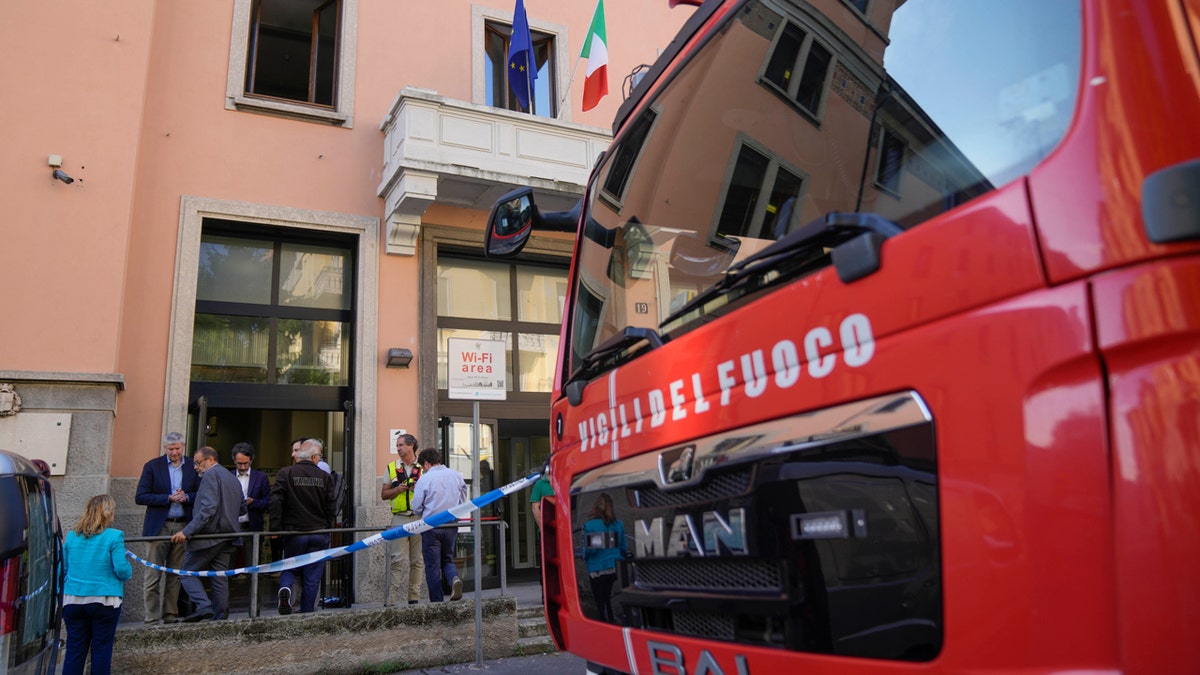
[408,600,419,605]
[278,587,292,615]
[450,577,463,601]
[181,609,213,623]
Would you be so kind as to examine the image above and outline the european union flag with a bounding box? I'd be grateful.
[508,0,537,111]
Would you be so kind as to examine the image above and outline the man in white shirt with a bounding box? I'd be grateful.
[231,442,270,567]
[411,448,467,602]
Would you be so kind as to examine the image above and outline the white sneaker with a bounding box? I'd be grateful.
[450,577,463,601]
[277,587,292,615]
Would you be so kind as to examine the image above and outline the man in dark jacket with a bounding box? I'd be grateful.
[172,445,246,622]
[232,441,271,532]
[134,431,199,624]
[270,437,336,614]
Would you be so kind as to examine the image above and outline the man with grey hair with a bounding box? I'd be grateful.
[270,438,336,614]
[135,431,199,624]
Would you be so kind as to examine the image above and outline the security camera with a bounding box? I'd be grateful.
[52,169,74,184]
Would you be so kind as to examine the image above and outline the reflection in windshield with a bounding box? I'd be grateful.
[569,0,1079,374]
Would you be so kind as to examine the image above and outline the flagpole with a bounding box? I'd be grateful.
[527,60,534,115]
[556,54,585,120]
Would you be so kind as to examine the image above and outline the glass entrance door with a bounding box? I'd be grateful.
[499,426,551,570]
[438,418,498,581]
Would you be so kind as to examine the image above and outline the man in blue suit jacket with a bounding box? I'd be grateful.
[134,431,199,624]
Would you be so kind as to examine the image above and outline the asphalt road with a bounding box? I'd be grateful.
[391,651,589,674]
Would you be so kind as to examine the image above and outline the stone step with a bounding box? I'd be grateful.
[519,616,549,638]
[517,605,546,620]
[515,634,557,656]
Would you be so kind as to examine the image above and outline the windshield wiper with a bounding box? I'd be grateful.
[660,211,903,329]
[565,326,665,406]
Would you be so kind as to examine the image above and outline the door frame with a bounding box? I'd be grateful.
[163,196,379,600]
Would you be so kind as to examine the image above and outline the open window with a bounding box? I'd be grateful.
[226,0,358,126]
[484,20,559,117]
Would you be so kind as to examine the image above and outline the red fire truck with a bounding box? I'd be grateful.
[486,0,1200,672]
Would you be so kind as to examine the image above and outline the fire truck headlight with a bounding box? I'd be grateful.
[791,509,867,540]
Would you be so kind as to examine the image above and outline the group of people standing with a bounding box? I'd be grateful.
[61,430,469,674]
[134,432,337,623]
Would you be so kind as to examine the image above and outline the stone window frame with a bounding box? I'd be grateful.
[758,17,837,126]
[709,133,809,242]
[224,0,359,127]
[165,196,378,518]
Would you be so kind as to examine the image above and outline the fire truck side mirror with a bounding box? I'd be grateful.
[486,188,582,258]
[485,188,536,258]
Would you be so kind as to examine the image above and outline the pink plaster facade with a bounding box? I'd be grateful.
[1,0,690,609]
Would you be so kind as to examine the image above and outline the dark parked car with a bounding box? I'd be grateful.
[0,448,62,674]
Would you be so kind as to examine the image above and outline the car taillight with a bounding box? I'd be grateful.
[0,556,18,635]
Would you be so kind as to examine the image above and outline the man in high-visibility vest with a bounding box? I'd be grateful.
[381,433,424,605]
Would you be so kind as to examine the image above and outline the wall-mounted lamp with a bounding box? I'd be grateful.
[386,348,413,368]
[52,169,75,184]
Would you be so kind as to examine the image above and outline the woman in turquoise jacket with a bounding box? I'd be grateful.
[581,493,626,622]
[62,494,133,675]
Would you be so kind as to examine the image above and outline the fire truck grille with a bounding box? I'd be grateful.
[632,559,782,592]
[672,611,736,642]
[633,468,751,508]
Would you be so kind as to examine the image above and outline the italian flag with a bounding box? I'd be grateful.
[581,0,608,112]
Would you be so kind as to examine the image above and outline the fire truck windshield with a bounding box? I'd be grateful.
[568,0,1080,375]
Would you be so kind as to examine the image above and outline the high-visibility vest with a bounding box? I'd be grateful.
[387,461,422,513]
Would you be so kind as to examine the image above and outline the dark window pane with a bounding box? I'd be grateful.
[314,1,338,106]
[876,128,905,192]
[796,41,832,113]
[19,478,54,656]
[193,227,355,387]
[278,242,351,310]
[764,24,804,92]
[197,236,273,305]
[763,168,803,240]
[603,109,657,200]
[247,0,339,106]
[571,287,605,365]
[276,319,349,385]
[191,314,271,383]
[849,0,869,14]
[717,145,770,238]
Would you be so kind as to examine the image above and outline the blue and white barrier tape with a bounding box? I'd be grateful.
[127,469,544,578]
